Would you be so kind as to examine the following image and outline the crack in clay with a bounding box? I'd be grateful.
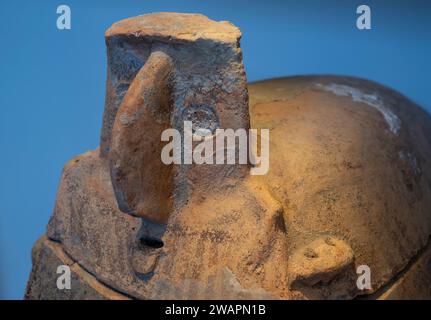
[43,237,134,300]
[356,235,431,300]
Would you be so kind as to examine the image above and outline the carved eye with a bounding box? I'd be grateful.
[182,104,220,137]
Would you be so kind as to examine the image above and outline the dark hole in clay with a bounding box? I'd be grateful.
[140,237,164,248]
[135,271,155,281]
[304,248,318,259]
[137,218,167,249]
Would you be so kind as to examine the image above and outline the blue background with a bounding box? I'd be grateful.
[0,0,430,299]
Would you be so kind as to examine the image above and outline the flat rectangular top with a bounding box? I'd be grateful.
[105,12,241,44]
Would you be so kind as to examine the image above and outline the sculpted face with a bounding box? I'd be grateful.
[102,13,295,298]
[101,13,364,299]
[104,13,250,224]
[29,13,431,300]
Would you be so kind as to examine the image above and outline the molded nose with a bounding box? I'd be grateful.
[109,51,174,223]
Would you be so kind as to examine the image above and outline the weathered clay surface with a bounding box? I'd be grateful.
[100,12,248,157]
[103,12,250,224]
[25,236,129,300]
[42,148,287,299]
[29,74,431,300]
[26,13,431,300]
[376,241,431,300]
[104,12,241,43]
[45,150,149,298]
[249,76,431,297]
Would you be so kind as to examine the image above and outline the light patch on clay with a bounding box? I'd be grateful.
[398,151,421,176]
[118,107,145,126]
[315,83,401,135]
